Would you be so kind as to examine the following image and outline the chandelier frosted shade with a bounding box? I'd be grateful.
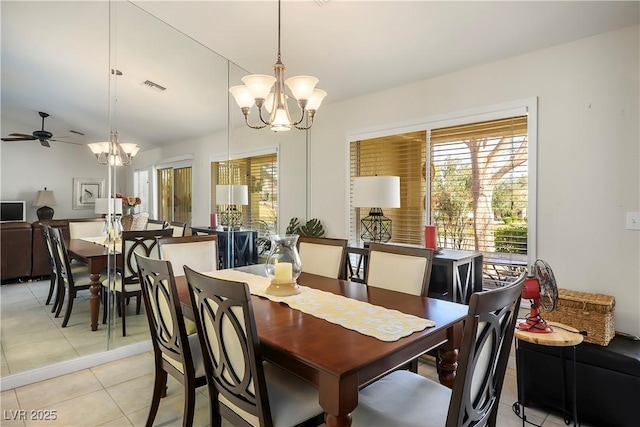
[242,74,277,101]
[88,133,139,166]
[284,76,319,101]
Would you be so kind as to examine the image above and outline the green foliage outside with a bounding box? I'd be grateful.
[494,224,527,254]
[431,158,472,249]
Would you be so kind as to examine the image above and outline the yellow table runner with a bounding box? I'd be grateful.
[204,269,435,342]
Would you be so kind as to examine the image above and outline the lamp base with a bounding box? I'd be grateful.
[36,206,54,221]
[266,280,301,296]
[360,208,392,243]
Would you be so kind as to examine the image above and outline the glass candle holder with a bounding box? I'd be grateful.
[265,234,302,296]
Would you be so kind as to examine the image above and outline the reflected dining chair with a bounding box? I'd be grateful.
[366,243,434,297]
[169,221,187,237]
[41,223,89,313]
[158,235,218,277]
[48,226,92,327]
[297,236,348,279]
[135,254,207,427]
[102,228,173,335]
[352,272,526,427]
[184,266,324,427]
[146,218,168,231]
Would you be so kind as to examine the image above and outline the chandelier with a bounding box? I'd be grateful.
[87,132,139,166]
[229,0,327,132]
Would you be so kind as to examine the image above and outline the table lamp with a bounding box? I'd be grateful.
[216,184,249,229]
[353,176,400,243]
[32,188,58,220]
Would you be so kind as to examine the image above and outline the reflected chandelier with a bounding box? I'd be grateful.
[87,132,139,166]
[229,0,327,132]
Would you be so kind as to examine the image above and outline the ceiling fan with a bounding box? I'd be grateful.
[1,111,82,147]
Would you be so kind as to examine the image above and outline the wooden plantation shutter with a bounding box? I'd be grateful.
[430,116,528,264]
[350,131,426,246]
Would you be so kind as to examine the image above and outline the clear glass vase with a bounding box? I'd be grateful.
[264,234,302,295]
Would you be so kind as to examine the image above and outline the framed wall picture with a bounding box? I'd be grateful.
[73,177,106,210]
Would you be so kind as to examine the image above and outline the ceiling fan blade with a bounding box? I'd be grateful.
[39,139,51,148]
[49,139,84,146]
[8,133,36,139]
[2,137,34,141]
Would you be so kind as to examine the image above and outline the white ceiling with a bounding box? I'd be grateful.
[2,1,638,151]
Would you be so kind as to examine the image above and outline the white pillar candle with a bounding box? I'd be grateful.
[275,262,292,282]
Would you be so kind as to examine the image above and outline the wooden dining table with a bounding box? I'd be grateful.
[66,238,120,331]
[175,267,468,427]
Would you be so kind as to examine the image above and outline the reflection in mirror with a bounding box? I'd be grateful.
[0,1,111,378]
[106,1,232,350]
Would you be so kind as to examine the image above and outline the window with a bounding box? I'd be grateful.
[157,166,192,226]
[212,152,278,232]
[350,107,533,285]
[350,132,426,246]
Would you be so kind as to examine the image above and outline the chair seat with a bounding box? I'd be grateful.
[352,370,451,427]
[219,362,322,427]
[162,333,206,378]
[100,276,141,293]
[69,270,92,287]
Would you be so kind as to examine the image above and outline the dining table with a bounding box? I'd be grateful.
[66,238,120,331]
[175,266,468,427]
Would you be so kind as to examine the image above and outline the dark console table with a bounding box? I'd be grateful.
[190,227,258,269]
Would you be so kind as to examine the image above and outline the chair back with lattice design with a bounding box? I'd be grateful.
[120,229,173,282]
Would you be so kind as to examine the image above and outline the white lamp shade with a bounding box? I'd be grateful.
[229,85,256,109]
[95,198,123,215]
[306,88,327,111]
[119,143,139,156]
[353,176,401,208]
[270,107,292,132]
[285,75,319,101]
[241,74,276,100]
[32,190,57,207]
[216,184,249,205]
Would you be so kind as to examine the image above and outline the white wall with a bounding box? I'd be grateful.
[0,142,111,222]
[309,25,640,335]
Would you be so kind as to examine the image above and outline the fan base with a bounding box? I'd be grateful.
[518,317,553,333]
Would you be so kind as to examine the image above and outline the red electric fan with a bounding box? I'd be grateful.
[518,259,558,333]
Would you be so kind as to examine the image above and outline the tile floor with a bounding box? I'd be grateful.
[0,351,579,427]
[1,279,587,426]
[1,279,151,376]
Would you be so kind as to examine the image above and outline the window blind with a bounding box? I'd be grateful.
[430,116,528,265]
[213,153,278,231]
[350,131,426,246]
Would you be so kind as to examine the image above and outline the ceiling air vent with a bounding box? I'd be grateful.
[142,80,166,92]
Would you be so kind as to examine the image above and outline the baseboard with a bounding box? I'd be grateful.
[0,341,152,391]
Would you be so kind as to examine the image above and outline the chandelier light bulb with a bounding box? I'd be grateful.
[284,76,319,101]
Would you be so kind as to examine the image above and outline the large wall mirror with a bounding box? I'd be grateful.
[1,0,308,384]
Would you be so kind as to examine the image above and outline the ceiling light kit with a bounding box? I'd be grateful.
[229,0,327,131]
[87,132,139,166]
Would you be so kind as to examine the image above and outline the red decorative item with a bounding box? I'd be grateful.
[425,225,437,250]
[210,213,218,228]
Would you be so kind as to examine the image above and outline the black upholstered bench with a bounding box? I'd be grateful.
[518,335,640,427]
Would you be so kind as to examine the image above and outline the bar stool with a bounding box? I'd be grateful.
[513,321,584,426]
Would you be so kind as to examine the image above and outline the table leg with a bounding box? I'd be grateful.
[438,322,462,388]
[89,273,101,331]
[319,373,357,427]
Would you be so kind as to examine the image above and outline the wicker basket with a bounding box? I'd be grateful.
[541,288,615,346]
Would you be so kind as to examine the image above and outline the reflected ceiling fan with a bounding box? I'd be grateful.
[1,111,82,147]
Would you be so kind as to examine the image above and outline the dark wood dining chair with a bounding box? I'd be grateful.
[40,224,62,311]
[297,236,348,279]
[102,228,173,335]
[366,243,434,297]
[352,272,526,427]
[134,254,207,427]
[158,235,218,277]
[48,226,92,327]
[184,266,324,427]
